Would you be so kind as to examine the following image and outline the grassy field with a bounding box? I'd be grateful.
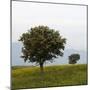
[12,64,87,89]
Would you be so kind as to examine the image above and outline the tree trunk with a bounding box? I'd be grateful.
[40,62,44,73]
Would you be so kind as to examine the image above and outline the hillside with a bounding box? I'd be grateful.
[12,64,87,89]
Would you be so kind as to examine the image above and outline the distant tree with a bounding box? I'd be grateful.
[69,54,80,64]
[19,25,66,72]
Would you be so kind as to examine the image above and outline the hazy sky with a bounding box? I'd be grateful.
[12,1,87,51]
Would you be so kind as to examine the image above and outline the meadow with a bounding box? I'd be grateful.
[12,64,87,89]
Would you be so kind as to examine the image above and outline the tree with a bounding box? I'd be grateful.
[68,54,80,64]
[19,25,66,72]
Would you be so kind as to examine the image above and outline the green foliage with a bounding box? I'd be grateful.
[69,54,80,64]
[19,25,66,71]
[12,64,87,89]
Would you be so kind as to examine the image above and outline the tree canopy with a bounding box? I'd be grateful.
[69,54,80,64]
[19,25,66,72]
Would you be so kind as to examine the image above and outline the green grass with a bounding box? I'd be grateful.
[12,64,87,89]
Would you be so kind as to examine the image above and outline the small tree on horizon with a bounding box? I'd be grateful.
[69,54,80,64]
[19,25,66,72]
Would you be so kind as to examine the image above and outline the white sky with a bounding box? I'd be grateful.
[12,1,87,51]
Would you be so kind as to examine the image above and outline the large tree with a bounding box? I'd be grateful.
[19,25,66,72]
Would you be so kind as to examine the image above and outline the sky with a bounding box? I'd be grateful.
[12,1,87,51]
